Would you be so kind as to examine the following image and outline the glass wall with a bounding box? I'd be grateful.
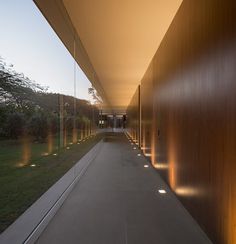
[0,0,100,232]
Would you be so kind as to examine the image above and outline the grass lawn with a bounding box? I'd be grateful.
[0,133,105,233]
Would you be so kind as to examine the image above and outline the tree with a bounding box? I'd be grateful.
[0,57,99,141]
[88,86,103,105]
[28,112,48,142]
[0,57,45,110]
[5,112,26,139]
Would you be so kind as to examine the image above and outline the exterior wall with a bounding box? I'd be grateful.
[127,1,236,243]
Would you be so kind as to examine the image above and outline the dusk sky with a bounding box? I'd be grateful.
[0,0,92,101]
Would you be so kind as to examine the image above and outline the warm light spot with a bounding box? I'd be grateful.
[143,147,150,150]
[16,163,26,168]
[30,164,36,167]
[72,127,77,143]
[21,135,31,165]
[131,143,134,145]
[158,189,167,194]
[169,162,176,189]
[154,163,169,170]
[144,153,151,157]
[144,164,149,168]
[137,154,141,157]
[168,134,177,189]
[66,147,70,150]
[133,147,137,150]
[41,152,49,156]
[47,132,53,154]
[151,132,155,165]
[53,153,57,156]
[69,142,73,145]
[169,164,176,189]
[63,128,67,147]
[77,142,80,145]
[175,187,199,197]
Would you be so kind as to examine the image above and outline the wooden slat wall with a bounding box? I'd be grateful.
[126,87,140,144]
[127,0,236,243]
[140,63,154,158]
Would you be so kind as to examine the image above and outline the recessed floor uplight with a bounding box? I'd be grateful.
[53,153,57,156]
[144,164,149,168]
[77,142,80,145]
[66,147,70,150]
[158,189,167,194]
[133,147,137,150]
[30,164,36,167]
[137,153,141,157]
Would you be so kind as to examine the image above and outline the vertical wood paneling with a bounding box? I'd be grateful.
[140,63,153,157]
[128,1,236,243]
[127,87,140,144]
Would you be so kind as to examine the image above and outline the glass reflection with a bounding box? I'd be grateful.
[0,1,100,233]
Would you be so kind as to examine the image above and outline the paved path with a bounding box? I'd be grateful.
[36,133,211,244]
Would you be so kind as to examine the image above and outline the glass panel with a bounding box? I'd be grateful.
[0,0,100,232]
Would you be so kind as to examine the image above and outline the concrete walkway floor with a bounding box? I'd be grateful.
[36,133,211,244]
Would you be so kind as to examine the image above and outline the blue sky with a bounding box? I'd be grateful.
[0,0,92,101]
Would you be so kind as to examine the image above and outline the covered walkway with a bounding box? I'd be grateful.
[36,133,210,244]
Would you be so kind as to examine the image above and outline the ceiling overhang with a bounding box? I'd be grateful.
[34,0,182,113]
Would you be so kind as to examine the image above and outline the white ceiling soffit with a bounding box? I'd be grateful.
[34,0,182,111]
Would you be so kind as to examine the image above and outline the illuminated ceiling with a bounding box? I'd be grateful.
[34,0,182,112]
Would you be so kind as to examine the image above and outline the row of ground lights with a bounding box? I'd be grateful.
[126,132,167,195]
[29,135,95,168]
